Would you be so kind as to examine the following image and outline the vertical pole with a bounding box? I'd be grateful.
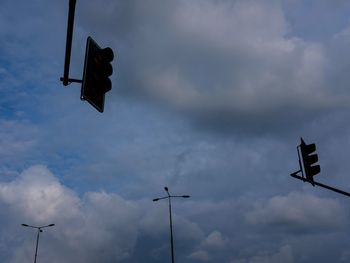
[168,197,175,263]
[33,228,40,263]
[62,0,77,86]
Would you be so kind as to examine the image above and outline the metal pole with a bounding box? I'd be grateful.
[290,173,350,197]
[22,224,54,263]
[33,228,40,263]
[168,197,175,263]
[62,0,77,86]
[153,188,189,263]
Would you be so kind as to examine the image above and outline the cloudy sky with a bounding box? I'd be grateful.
[2,0,350,262]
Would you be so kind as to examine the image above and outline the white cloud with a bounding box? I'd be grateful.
[245,192,346,231]
[201,231,228,249]
[0,165,80,222]
[231,245,294,263]
[0,165,206,263]
[187,230,229,262]
[0,165,141,262]
[188,249,211,261]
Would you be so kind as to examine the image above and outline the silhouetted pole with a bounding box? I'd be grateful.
[21,223,55,263]
[153,187,190,263]
[34,228,40,263]
[290,172,350,197]
[168,195,175,263]
[60,0,82,85]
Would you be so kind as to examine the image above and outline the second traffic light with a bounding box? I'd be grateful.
[81,36,114,112]
[299,138,321,186]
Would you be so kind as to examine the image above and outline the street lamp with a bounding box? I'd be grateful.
[21,223,55,263]
[153,186,190,263]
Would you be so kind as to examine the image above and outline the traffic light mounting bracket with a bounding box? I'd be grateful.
[290,145,303,178]
[289,144,309,183]
[290,172,350,197]
[297,144,304,179]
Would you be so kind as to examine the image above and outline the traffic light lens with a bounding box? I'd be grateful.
[309,165,320,176]
[306,154,318,164]
[98,63,113,77]
[304,143,316,153]
[100,47,114,61]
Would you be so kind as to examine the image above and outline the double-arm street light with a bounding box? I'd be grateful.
[153,186,190,263]
[21,223,55,263]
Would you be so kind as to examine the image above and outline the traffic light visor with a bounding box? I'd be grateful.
[303,143,316,153]
[305,153,318,164]
[99,47,114,62]
[309,165,320,176]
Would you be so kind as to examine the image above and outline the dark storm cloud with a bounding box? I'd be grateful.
[74,0,350,135]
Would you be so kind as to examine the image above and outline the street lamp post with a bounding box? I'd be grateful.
[21,223,55,263]
[153,186,190,263]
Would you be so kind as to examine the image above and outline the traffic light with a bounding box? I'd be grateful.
[81,36,114,112]
[299,138,320,186]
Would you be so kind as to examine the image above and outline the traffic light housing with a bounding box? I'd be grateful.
[81,36,114,112]
[299,138,320,186]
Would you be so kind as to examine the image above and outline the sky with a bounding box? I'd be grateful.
[2,0,350,262]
